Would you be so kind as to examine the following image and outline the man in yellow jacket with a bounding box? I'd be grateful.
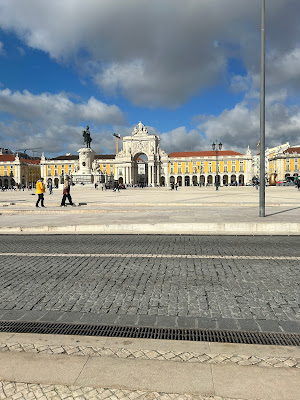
[36,178,46,208]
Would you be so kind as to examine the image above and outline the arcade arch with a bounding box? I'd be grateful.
[133,153,148,186]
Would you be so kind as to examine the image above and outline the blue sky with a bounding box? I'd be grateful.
[0,0,299,157]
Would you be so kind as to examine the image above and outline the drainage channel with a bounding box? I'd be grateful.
[0,321,299,346]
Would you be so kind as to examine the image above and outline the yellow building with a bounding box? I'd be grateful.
[268,146,300,182]
[40,153,116,187]
[0,153,40,188]
[167,149,252,186]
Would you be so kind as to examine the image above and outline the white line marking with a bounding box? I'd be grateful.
[0,253,299,260]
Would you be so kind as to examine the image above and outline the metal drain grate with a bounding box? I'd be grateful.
[0,320,299,346]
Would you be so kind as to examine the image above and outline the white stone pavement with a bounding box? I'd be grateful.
[0,186,299,234]
[0,332,299,400]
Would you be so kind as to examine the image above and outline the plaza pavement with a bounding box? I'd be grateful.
[0,187,299,399]
[0,185,300,235]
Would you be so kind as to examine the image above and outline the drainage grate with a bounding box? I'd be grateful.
[0,320,299,347]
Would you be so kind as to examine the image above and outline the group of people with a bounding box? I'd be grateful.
[35,176,75,208]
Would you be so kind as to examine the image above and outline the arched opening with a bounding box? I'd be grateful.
[4,178,8,187]
[170,176,175,184]
[200,175,205,186]
[239,174,244,185]
[11,178,15,186]
[133,153,148,186]
[118,177,123,184]
[184,176,190,186]
[177,176,182,186]
[223,175,228,185]
[54,177,59,188]
[0,179,2,186]
[207,175,213,185]
[231,174,237,185]
[160,176,165,186]
[214,175,220,187]
[192,175,197,186]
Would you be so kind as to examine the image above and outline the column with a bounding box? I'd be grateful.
[148,163,152,186]
[156,163,160,186]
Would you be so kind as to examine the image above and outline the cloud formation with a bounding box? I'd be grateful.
[0,89,126,155]
[0,0,299,107]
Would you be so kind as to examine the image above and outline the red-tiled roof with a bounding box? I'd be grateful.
[284,147,300,154]
[0,155,40,164]
[95,154,116,160]
[49,154,116,161]
[168,151,243,158]
[50,155,79,160]
[20,159,40,164]
[0,155,15,161]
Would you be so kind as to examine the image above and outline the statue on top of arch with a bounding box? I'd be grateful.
[133,121,148,136]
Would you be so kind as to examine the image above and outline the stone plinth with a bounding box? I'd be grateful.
[72,147,95,184]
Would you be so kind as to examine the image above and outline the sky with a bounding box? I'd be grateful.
[0,0,299,157]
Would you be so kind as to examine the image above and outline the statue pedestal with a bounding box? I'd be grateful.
[72,147,95,184]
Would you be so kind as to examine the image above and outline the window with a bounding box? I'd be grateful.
[178,166,182,174]
[208,162,212,173]
[200,162,204,173]
[224,161,228,173]
[295,159,299,171]
[286,160,290,171]
[232,164,236,172]
[239,161,244,172]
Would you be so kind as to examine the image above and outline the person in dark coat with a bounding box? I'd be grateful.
[60,176,75,207]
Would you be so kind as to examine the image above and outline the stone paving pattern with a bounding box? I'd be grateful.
[0,381,246,400]
[0,342,299,369]
[0,235,299,334]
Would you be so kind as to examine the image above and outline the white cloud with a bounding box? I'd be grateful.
[0,0,299,107]
[195,98,300,153]
[0,88,126,155]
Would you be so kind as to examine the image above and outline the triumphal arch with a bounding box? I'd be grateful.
[114,122,169,186]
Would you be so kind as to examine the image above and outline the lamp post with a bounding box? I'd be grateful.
[259,0,266,217]
[212,141,222,190]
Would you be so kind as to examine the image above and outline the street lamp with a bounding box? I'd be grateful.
[259,0,266,217]
[212,141,222,190]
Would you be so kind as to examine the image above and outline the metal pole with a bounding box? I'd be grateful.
[259,0,266,217]
[216,148,218,190]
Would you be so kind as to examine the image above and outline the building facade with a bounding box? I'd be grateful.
[268,145,300,182]
[0,153,40,188]
[1,122,256,188]
[40,122,253,187]
[4,122,297,188]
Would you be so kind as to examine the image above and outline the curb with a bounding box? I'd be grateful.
[0,222,299,235]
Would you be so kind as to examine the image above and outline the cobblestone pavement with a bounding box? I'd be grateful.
[0,235,299,334]
[0,381,243,400]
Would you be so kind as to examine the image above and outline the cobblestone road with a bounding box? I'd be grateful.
[0,235,299,334]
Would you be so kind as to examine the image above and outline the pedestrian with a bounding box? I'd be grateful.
[48,179,53,195]
[94,183,98,190]
[60,176,75,207]
[175,183,178,191]
[36,178,46,208]
[101,183,104,191]
[297,179,300,190]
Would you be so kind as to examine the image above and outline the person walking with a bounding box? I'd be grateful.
[48,179,53,195]
[60,176,75,207]
[36,178,46,208]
